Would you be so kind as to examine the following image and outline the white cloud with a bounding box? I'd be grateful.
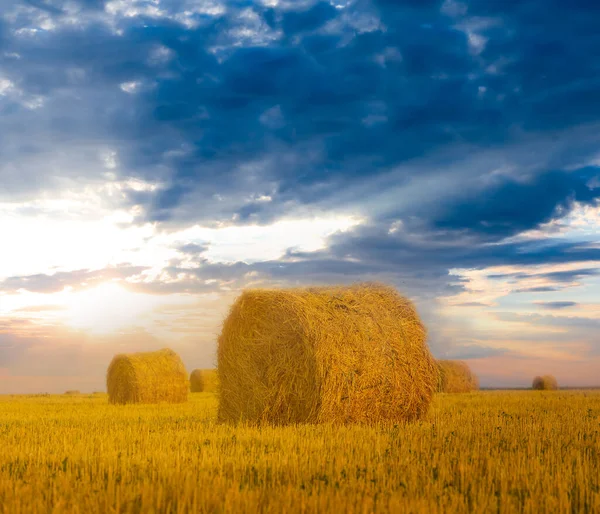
[0,78,15,96]
[227,8,282,47]
[259,105,285,129]
[0,76,45,109]
[374,47,402,67]
[119,81,142,94]
[467,32,487,55]
[0,172,363,307]
[388,220,403,234]
[444,260,600,309]
[0,176,167,279]
[454,17,501,57]
[441,0,468,18]
[147,45,174,65]
[162,215,363,264]
[106,0,167,19]
[101,150,118,170]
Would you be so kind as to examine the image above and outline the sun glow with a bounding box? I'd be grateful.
[56,282,190,335]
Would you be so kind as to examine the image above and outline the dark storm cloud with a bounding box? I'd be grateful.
[430,167,600,237]
[514,286,558,293]
[488,268,599,283]
[1,0,599,295]
[535,301,578,310]
[176,243,210,256]
[539,268,599,282]
[2,0,599,236]
[320,224,600,275]
[22,0,106,12]
[125,224,600,303]
[23,1,64,15]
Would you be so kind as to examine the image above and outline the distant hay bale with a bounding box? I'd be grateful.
[436,360,479,393]
[190,369,219,393]
[217,283,437,425]
[532,375,558,390]
[64,390,81,395]
[106,348,189,404]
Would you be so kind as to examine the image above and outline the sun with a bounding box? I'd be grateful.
[59,282,162,335]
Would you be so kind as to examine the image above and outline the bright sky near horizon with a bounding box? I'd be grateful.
[0,0,599,393]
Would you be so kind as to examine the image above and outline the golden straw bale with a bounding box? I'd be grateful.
[106,348,188,404]
[532,375,558,390]
[190,369,219,393]
[217,283,437,425]
[436,360,479,393]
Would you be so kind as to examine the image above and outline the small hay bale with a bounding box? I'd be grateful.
[64,390,81,395]
[190,369,219,393]
[217,282,437,425]
[436,360,479,393]
[532,375,558,390]
[106,348,188,404]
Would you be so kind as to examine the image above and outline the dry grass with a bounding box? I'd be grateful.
[218,282,437,425]
[64,390,81,395]
[436,360,479,393]
[106,348,188,405]
[532,375,559,390]
[190,369,219,393]
[0,391,599,513]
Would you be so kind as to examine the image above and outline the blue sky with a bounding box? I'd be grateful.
[0,0,599,392]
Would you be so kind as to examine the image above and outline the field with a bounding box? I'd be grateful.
[0,391,599,513]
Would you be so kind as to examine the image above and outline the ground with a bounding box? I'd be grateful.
[0,391,599,513]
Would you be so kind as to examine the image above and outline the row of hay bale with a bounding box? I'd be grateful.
[106,283,439,424]
[106,349,218,404]
[107,349,189,404]
[104,283,556,425]
[532,375,558,390]
[190,368,219,393]
[436,360,479,393]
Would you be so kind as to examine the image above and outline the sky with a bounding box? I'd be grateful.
[0,0,599,393]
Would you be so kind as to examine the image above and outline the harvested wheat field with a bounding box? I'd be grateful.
[436,360,479,393]
[190,368,219,393]
[106,348,189,404]
[0,390,598,513]
[218,283,437,425]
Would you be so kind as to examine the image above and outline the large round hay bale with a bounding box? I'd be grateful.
[106,348,188,404]
[217,283,437,425]
[190,369,219,393]
[436,360,479,393]
[532,375,558,390]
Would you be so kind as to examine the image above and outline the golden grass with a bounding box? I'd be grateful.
[217,283,437,425]
[106,348,188,404]
[436,360,479,393]
[533,375,559,390]
[190,369,219,393]
[64,390,81,395]
[0,391,598,513]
